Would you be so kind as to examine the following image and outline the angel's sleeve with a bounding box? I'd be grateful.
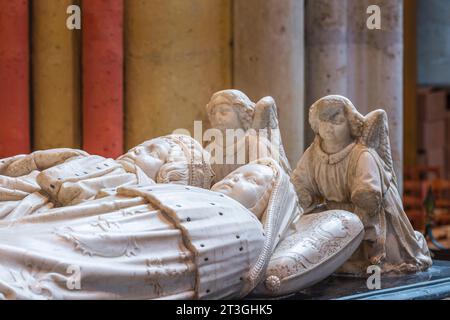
[291,149,320,213]
[350,151,383,214]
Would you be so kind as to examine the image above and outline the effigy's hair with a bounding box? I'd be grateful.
[309,95,365,138]
[206,89,255,130]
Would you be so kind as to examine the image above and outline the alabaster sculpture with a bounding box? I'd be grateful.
[0,158,300,299]
[0,134,213,220]
[291,95,432,275]
[206,89,291,182]
[0,90,434,300]
[0,133,366,299]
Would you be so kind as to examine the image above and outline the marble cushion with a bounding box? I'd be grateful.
[251,210,364,297]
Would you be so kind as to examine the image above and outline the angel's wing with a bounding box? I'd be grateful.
[362,109,397,186]
[252,97,292,174]
[252,96,278,130]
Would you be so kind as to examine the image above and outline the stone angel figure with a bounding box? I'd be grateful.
[0,134,214,221]
[291,95,432,275]
[206,89,291,182]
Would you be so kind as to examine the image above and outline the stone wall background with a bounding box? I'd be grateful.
[417,0,450,87]
[0,0,408,179]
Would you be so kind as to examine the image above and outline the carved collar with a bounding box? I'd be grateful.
[314,139,356,165]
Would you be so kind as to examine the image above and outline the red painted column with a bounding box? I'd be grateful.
[0,0,30,157]
[83,0,123,158]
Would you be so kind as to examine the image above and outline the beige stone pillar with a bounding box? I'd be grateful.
[305,0,349,146]
[305,0,404,187]
[233,0,305,166]
[403,0,417,168]
[347,0,404,185]
[32,0,81,150]
[125,0,231,150]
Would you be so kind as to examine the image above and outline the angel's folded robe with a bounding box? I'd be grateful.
[292,141,432,274]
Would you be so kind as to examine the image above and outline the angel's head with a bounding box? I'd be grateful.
[118,134,213,188]
[309,95,365,144]
[211,159,279,220]
[206,89,255,131]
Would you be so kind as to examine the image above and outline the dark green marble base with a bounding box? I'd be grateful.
[286,260,450,300]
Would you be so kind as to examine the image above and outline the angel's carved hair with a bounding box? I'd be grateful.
[206,89,255,130]
[309,95,365,138]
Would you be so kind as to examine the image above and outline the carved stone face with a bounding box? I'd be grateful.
[119,138,171,181]
[209,103,242,131]
[212,163,274,216]
[318,107,351,144]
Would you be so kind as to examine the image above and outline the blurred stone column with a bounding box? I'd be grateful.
[347,0,404,186]
[32,0,81,150]
[125,0,231,149]
[305,0,404,187]
[233,0,305,166]
[305,0,349,146]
